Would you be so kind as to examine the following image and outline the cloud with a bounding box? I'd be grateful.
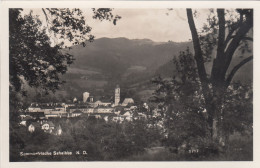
[85,8,211,42]
[22,8,211,43]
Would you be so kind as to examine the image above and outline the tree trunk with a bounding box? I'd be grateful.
[186,9,253,146]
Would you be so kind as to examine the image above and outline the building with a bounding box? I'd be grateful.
[121,98,134,106]
[89,96,94,103]
[84,108,94,113]
[83,92,90,103]
[92,100,111,108]
[73,97,78,103]
[124,104,137,111]
[71,110,83,117]
[42,121,55,133]
[96,106,114,113]
[29,112,45,119]
[55,125,62,136]
[27,103,41,112]
[19,116,33,126]
[114,85,120,106]
[28,122,41,133]
[112,116,125,123]
[45,114,59,118]
[44,108,66,118]
[122,111,133,121]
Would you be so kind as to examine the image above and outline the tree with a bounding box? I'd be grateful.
[10,8,120,94]
[9,8,120,119]
[186,9,253,142]
[151,46,252,159]
[151,48,210,150]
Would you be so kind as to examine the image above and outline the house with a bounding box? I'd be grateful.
[29,112,45,119]
[19,112,27,119]
[138,113,147,119]
[114,111,120,115]
[28,122,41,133]
[54,125,62,136]
[130,105,137,110]
[93,100,102,107]
[122,111,133,121]
[71,110,83,117]
[28,107,41,112]
[44,108,67,118]
[103,116,109,122]
[45,114,59,118]
[86,108,94,113]
[20,120,27,126]
[67,105,91,114]
[112,116,125,123]
[27,103,41,112]
[121,98,134,106]
[92,100,111,107]
[54,106,66,112]
[96,106,114,113]
[152,108,162,117]
[66,103,75,107]
[133,113,147,120]
[41,121,55,133]
[73,97,77,103]
[124,105,137,111]
[19,116,33,126]
[143,103,149,110]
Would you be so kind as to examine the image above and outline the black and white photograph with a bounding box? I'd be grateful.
[1,1,258,165]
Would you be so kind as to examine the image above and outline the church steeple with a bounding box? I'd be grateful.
[115,85,120,106]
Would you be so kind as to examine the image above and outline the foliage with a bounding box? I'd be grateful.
[9,8,122,161]
[10,9,73,94]
[10,116,252,161]
[151,48,209,148]
[186,8,253,141]
[9,8,120,94]
[10,118,162,161]
[222,82,253,137]
[151,44,253,157]
[92,8,121,25]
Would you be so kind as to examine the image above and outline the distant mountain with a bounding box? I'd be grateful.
[58,37,193,100]
[30,37,252,102]
[64,37,192,76]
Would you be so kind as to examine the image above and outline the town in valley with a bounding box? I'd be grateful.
[19,85,161,136]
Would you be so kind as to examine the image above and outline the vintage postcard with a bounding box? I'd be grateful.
[1,1,260,168]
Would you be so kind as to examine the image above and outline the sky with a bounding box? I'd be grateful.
[83,8,210,42]
[23,8,211,43]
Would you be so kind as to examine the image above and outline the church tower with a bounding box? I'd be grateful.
[115,84,120,106]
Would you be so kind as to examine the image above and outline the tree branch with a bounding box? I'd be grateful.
[186,9,208,85]
[211,9,226,84]
[225,55,253,87]
[224,9,250,48]
[187,9,214,128]
[242,36,253,41]
[224,35,253,50]
[41,8,49,22]
[217,9,226,57]
[224,27,237,49]
[223,14,253,77]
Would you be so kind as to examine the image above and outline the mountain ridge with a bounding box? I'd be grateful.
[29,37,252,102]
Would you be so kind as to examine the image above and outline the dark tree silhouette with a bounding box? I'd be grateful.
[9,8,121,94]
[186,9,253,141]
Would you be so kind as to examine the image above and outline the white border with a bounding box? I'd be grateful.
[1,1,260,168]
